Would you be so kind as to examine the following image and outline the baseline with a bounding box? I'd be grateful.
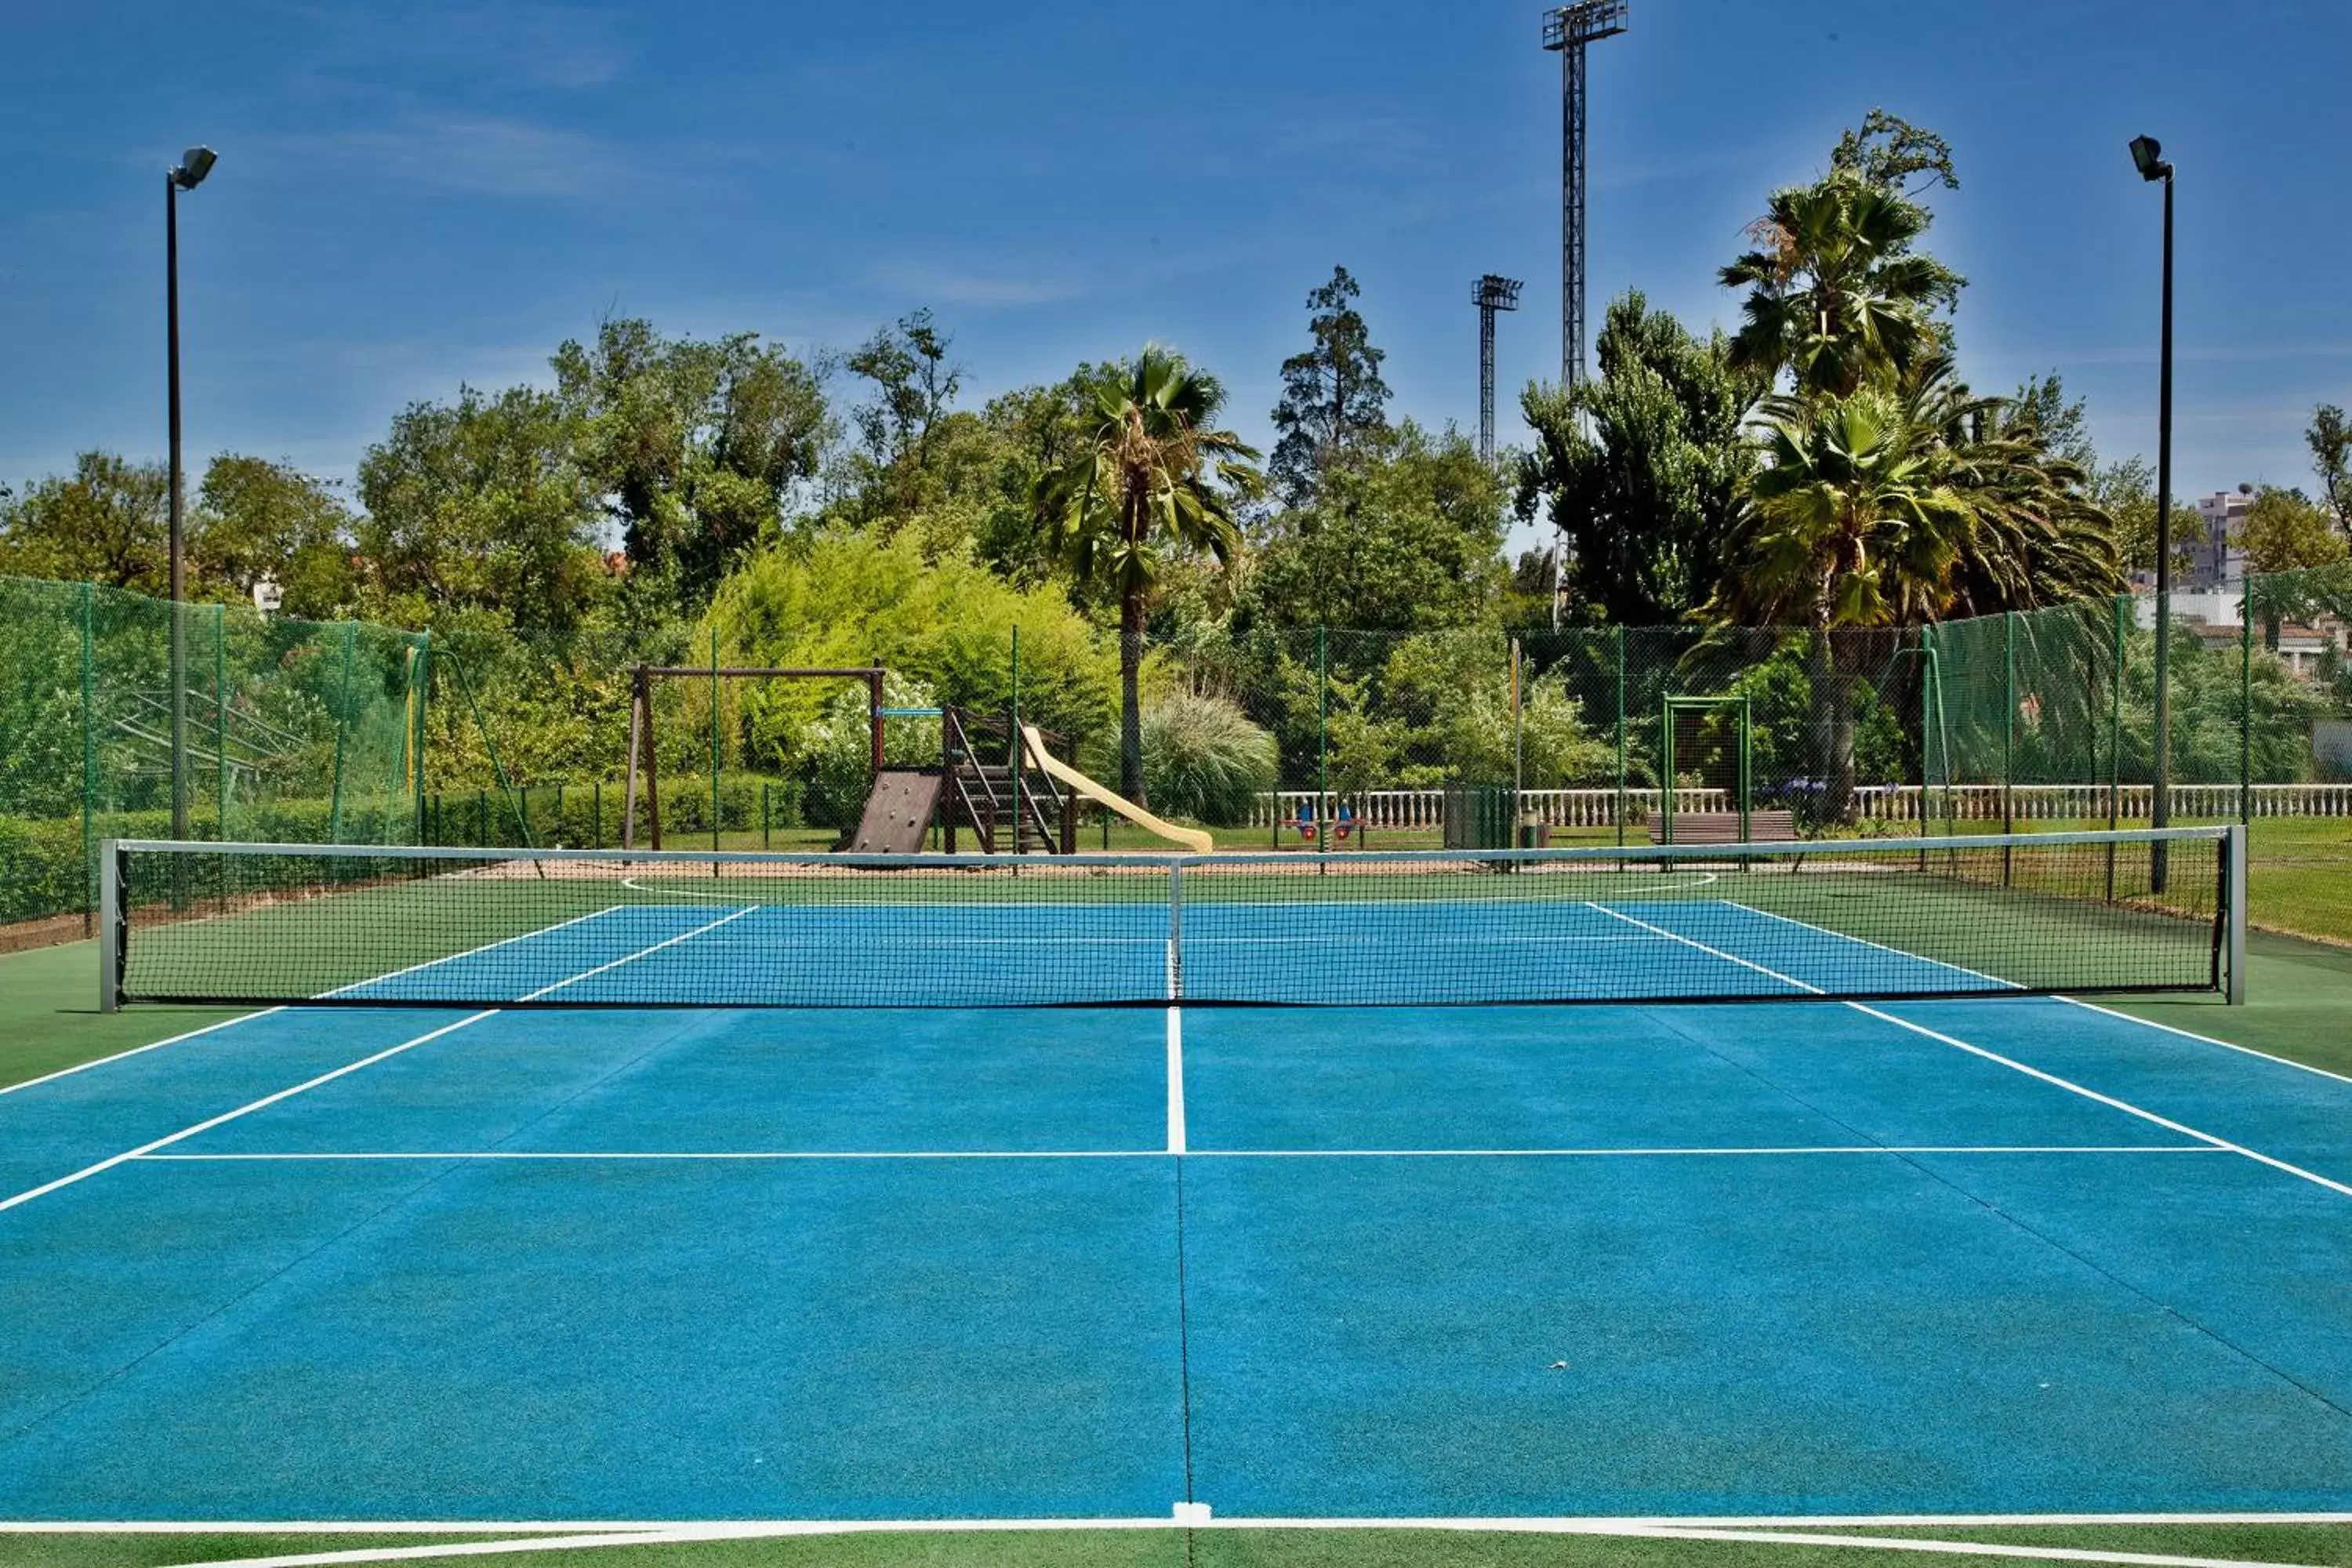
[133,1144,2217,1162]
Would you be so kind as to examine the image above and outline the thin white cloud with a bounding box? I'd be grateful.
[264,113,634,199]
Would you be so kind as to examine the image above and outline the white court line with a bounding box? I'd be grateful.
[0,1008,289,1099]
[0,1013,496,1215]
[0,906,760,1216]
[1727,901,2352,1098]
[2059,996,2352,1089]
[1166,1009,1187,1154]
[515,906,756,1000]
[1587,902,2352,1202]
[314,905,628,997]
[118,1516,2352,1568]
[10,1511,2352,1534]
[2,904,636,1101]
[136,1145,2219,1163]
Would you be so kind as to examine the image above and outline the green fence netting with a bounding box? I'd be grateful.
[0,577,428,935]
[7,570,2349,945]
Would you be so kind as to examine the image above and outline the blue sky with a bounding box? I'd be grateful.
[5,0,2347,553]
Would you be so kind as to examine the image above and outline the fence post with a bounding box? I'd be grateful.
[1316,627,1329,857]
[1613,625,1628,848]
[2002,608,2016,887]
[1011,624,1022,856]
[710,622,722,854]
[411,633,430,846]
[329,621,355,844]
[1510,636,1524,811]
[2240,575,2253,825]
[79,582,96,931]
[213,604,229,843]
[2107,594,2125,901]
[592,779,603,850]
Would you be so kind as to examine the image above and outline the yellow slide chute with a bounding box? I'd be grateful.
[1020,725,1214,854]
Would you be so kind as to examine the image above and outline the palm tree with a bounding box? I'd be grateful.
[1710,385,1978,819]
[1935,386,2123,615]
[1035,349,1263,804]
[1720,172,1962,398]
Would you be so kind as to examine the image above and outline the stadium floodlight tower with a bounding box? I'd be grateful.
[1541,1,1627,390]
[1472,274,1523,463]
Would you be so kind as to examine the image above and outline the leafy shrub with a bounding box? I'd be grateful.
[1141,693,1277,826]
[807,674,941,830]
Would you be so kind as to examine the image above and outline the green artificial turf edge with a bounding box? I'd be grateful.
[11,1523,2352,1568]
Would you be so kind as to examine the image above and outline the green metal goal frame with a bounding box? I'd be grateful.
[1659,695,1751,844]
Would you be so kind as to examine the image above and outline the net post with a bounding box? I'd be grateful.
[97,840,122,1014]
[2225,822,2248,1005]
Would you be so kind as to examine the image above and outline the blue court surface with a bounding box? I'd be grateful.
[7,895,2352,1523]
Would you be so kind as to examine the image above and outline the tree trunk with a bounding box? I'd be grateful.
[1120,587,1147,807]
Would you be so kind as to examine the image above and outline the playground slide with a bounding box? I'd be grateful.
[842,770,946,853]
[1020,725,1214,854]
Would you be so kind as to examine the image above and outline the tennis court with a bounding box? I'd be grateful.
[5,828,2352,1523]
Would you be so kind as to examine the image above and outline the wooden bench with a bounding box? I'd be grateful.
[1650,809,1798,845]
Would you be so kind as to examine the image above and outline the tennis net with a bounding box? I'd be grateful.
[100,828,2241,1011]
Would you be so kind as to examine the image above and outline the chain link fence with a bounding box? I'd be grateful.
[6,569,2349,947]
[1,577,426,943]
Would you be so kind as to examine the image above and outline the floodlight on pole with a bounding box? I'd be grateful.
[2129,132,2175,891]
[165,144,217,844]
[1540,0,1627,392]
[1472,274,1523,464]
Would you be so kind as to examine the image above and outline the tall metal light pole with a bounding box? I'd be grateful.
[2130,134,2173,891]
[1540,1,1627,391]
[1541,2,1626,627]
[1472,275,1523,463]
[165,145,217,844]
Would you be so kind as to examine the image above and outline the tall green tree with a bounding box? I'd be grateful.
[2238,486,2347,575]
[1515,292,1759,624]
[2310,404,2351,538]
[356,386,604,632]
[0,452,170,593]
[1720,169,1963,398]
[840,308,962,522]
[194,456,358,619]
[1034,349,1263,803]
[1245,421,1508,632]
[554,318,831,606]
[1269,266,1390,506]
